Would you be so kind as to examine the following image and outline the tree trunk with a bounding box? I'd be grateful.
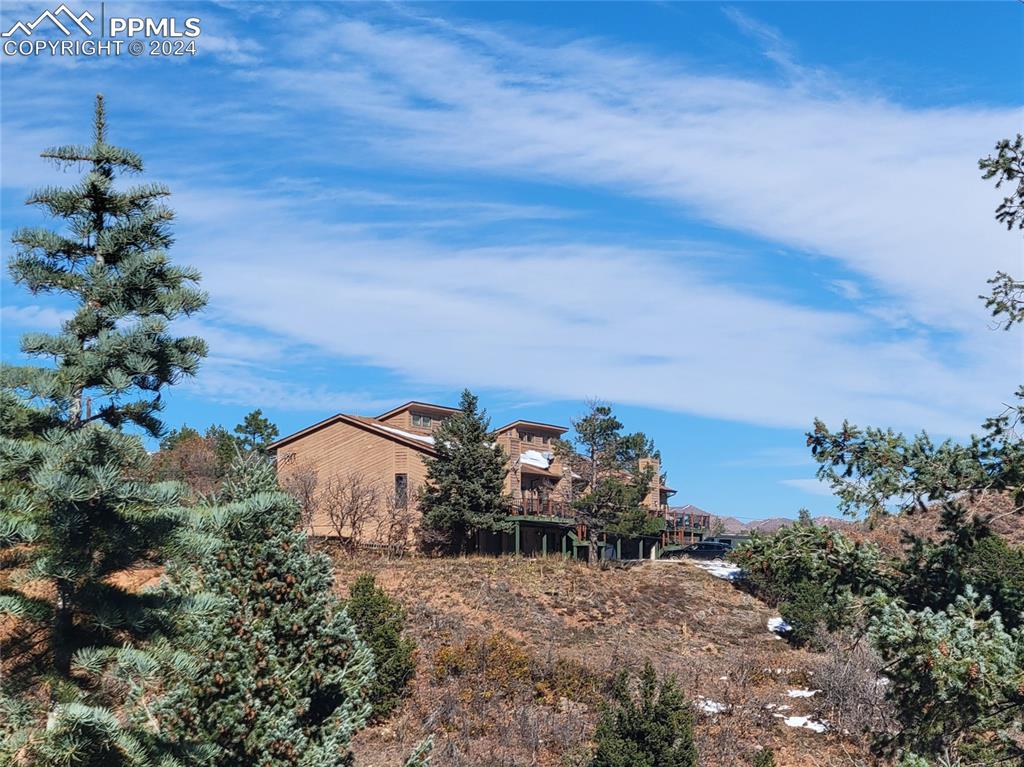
[53,582,74,678]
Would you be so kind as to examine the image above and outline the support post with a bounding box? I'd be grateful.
[616,538,621,560]
[542,532,548,558]
[639,539,644,560]
[514,520,521,556]
[562,533,568,558]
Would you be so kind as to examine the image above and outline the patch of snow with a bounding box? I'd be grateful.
[767,616,792,636]
[697,698,728,715]
[519,450,553,469]
[764,704,792,711]
[375,424,436,445]
[786,689,819,698]
[778,715,828,733]
[718,675,728,681]
[692,559,742,580]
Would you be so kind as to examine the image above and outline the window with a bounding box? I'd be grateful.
[411,413,432,428]
[394,473,408,509]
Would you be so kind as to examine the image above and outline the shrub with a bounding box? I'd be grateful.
[962,535,1024,630]
[868,588,1024,764]
[432,633,532,692]
[731,519,885,646]
[346,573,417,719]
[752,748,776,767]
[778,579,853,647]
[157,455,376,767]
[590,661,697,767]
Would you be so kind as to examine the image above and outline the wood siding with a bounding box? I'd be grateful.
[276,419,432,540]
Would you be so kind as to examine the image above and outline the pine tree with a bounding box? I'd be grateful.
[157,453,377,766]
[789,134,1024,763]
[419,389,508,553]
[0,95,206,765]
[868,589,1024,763]
[590,661,697,767]
[978,134,1023,328]
[346,573,417,720]
[567,402,663,555]
[233,408,280,456]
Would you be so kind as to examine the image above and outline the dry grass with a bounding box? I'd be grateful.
[331,554,884,767]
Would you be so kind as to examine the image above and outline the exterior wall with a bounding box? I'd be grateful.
[379,404,453,436]
[496,426,573,505]
[275,420,431,541]
[638,457,662,511]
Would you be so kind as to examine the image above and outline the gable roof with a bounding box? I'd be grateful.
[376,400,459,420]
[269,412,438,455]
[495,419,568,435]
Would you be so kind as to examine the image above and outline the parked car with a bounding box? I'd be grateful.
[678,541,731,559]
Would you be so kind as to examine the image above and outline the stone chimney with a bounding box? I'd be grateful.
[638,456,661,511]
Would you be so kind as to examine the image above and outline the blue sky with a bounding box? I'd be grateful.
[2,2,1022,521]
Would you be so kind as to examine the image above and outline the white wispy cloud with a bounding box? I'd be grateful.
[779,478,836,498]
[263,13,1019,331]
[1,6,1019,433]
[157,180,1011,435]
[1,304,73,330]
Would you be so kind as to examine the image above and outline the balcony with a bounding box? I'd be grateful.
[666,512,711,531]
[508,497,577,519]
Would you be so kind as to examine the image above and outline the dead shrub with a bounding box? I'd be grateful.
[813,628,896,740]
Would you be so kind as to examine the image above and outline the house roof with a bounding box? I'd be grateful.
[495,419,568,435]
[377,400,459,420]
[269,412,439,455]
[521,464,562,479]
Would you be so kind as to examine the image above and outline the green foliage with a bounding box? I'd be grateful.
[868,589,1024,764]
[978,134,1023,329]
[572,402,624,486]
[157,453,376,767]
[346,573,416,720]
[790,151,1024,762]
[577,466,663,538]
[420,389,509,552]
[589,661,697,767]
[962,535,1024,630]
[979,133,1024,232]
[0,95,205,766]
[751,748,776,767]
[233,408,280,456]
[567,402,664,542]
[729,519,887,645]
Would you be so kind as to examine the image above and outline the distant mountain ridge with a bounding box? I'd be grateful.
[670,504,853,535]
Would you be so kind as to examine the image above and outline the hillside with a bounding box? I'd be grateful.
[331,554,881,767]
[862,491,1022,551]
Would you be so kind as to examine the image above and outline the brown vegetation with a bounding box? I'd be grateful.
[329,554,883,767]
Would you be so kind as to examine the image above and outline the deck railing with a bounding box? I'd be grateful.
[666,513,711,531]
[507,498,576,518]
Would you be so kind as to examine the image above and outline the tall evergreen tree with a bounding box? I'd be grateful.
[571,401,623,490]
[567,402,662,557]
[419,389,508,553]
[0,95,206,764]
[157,454,379,767]
[233,408,279,456]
